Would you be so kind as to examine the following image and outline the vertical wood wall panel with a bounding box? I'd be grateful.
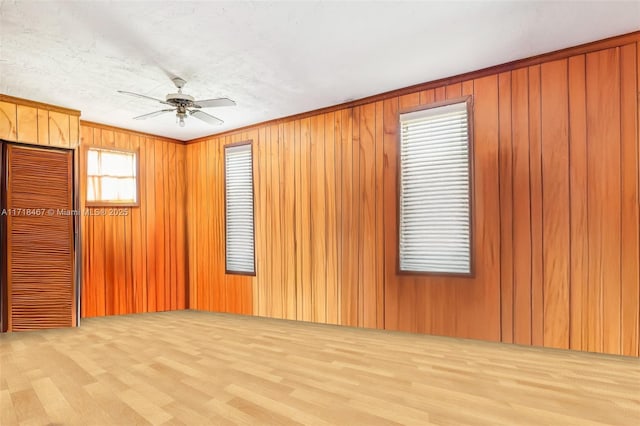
[498,72,514,344]
[299,118,312,322]
[351,107,363,327]
[540,59,570,349]
[324,113,339,325]
[467,75,501,341]
[637,40,640,358]
[568,55,588,352]
[37,109,49,146]
[208,136,219,312]
[48,111,70,148]
[184,36,639,357]
[360,104,377,329]
[528,65,545,348]
[0,101,17,141]
[145,136,158,313]
[619,43,639,357]
[511,67,533,346]
[340,109,357,327]
[79,123,186,318]
[16,105,38,144]
[374,101,385,329]
[292,124,303,320]
[255,128,266,316]
[310,115,326,323]
[268,125,282,317]
[586,49,622,353]
[281,124,296,320]
[382,98,399,331]
[600,50,623,356]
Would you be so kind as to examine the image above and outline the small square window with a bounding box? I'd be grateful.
[86,147,138,206]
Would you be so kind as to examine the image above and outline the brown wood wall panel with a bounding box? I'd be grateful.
[37,109,49,146]
[511,67,533,346]
[0,101,17,141]
[325,114,338,325]
[568,54,588,352]
[7,145,74,331]
[498,72,514,344]
[16,105,38,144]
[586,49,620,354]
[339,109,356,327]
[620,43,639,357]
[360,104,377,329]
[183,36,639,356]
[637,40,640,356]
[49,111,70,148]
[79,123,186,318]
[528,64,545,348]
[540,59,571,349]
[311,116,327,323]
[0,96,80,147]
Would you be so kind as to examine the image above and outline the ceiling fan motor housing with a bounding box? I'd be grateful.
[166,93,195,107]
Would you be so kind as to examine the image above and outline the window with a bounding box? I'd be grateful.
[225,142,255,275]
[86,147,138,206]
[398,98,472,275]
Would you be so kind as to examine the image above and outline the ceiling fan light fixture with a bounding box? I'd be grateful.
[179,116,186,127]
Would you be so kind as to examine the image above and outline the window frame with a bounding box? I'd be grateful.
[84,146,140,208]
[223,140,257,276]
[396,95,475,277]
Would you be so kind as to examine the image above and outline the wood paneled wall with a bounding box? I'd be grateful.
[186,34,640,356]
[185,134,253,316]
[80,122,187,318]
[186,110,385,323]
[0,95,80,148]
[384,43,640,358]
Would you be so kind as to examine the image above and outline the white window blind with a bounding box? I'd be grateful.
[225,143,255,274]
[399,100,471,274]
[86,148,137,204]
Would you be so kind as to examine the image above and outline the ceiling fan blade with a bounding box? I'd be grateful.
[192,98,236,108]
[118,90,172,106]
[133,109,175,120]
[189,109,223,125]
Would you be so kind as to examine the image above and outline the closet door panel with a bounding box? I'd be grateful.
[7,145,74,331]
[0,142,5,332]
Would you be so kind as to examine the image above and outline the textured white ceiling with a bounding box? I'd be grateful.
[1,1,638,141]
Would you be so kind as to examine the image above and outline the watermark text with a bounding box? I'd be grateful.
[1,208,130,217]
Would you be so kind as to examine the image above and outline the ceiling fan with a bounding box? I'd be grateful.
[118,77,235,127]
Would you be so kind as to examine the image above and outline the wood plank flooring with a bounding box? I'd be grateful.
[1,310,639,425]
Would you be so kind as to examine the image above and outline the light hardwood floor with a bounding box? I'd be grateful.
[1,310,638,425]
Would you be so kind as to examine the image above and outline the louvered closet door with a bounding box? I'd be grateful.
[7,145,75,331]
